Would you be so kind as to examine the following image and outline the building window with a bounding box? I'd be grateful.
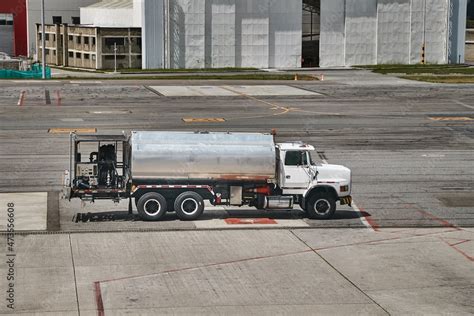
[72,17,80,24]
[105,55,125,60]
[84,53,90,60]
[84,37,89,45]
[0,14,13,26]
[92,54,96,61]
[92,37,96,46]
[76,52,81,59]
[76,36,81,44]
[52,16,62,24]
[136,38,142,48]
[45,34,49,41]
[105,38,125,47]
[45,49,50,56]
[52,34,56,42]
[68,51,74,58]
[68,35,73,41]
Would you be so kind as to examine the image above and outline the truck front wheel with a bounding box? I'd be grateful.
[306,193,336,220]
[174,191,205,221]
[137,192,168,221]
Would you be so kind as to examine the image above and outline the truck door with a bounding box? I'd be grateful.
[282,151,311,189]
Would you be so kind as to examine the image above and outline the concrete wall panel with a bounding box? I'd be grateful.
[142,0,164,69]
[345,0,377,65]
[425,0,448,63]
[377,0,411,64]
[320,0,345,67]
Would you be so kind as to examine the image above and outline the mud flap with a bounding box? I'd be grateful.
[340,196,352,207]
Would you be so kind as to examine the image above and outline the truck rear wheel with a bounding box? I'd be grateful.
[306,193,336,220]
[137,192,168,221]
[174,191,205,221]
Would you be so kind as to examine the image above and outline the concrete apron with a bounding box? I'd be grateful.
[0,228,472,314]
[0,192,48,231]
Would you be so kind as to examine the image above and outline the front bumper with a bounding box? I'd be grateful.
[340,196,352,206]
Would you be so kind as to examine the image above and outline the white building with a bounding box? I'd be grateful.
[320,0,468,67]
[80,0,303,69]
[27,0,99,57]
[31,0,468,68]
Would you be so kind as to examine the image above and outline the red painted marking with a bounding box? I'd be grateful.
[417,209,461,230]
[448,239,470,247]
[97,249,313,284]
[94,281,105,316]
[360,210,380,231]
[56,90,61,106]
[225,218,277,225]
[441,239,474,262]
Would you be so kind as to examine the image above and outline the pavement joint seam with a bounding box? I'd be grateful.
[68,234,81,316]
[289,230,392,315]
[92,248,315,315]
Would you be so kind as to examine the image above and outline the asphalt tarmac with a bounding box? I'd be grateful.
[0,71,473,315]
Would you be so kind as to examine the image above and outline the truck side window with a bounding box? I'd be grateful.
[285,151,307,166]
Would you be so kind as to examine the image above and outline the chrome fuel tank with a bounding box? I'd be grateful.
[130,131,276,182]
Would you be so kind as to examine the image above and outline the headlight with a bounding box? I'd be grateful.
[340,185,349,192]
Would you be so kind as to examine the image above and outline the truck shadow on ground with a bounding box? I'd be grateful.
[72,209,363,223]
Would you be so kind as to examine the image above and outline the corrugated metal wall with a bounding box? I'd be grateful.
[148,0,302,69]
[320,0,466,67]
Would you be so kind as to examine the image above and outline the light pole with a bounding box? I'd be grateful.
[41,0,46,79]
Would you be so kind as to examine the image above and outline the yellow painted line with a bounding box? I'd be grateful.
[48,128,97,134]
[182,118,226,123]
[429,117,473,121]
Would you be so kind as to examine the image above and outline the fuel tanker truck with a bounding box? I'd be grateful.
[63,131,352,221]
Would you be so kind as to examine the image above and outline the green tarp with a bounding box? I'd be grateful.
[0,64,51,79]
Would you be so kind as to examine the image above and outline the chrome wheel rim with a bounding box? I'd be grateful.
[144,199,161,216]
[314,199,330,215]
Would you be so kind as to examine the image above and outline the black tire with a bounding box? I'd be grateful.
[306,192,336,220]
[174,191,205,221]
[299,196,306,211]
[256,195,266,210]
[137,192,168,221]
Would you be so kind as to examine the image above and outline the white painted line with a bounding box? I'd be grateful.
[90,110,130,114]
[12,80,61,83]
[69,81,102,84]
[454,100,474,110]
[352,201,376,232]
[17,91,26,106]
[60,118,84,122]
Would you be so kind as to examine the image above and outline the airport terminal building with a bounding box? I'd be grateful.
[32,0,469,69]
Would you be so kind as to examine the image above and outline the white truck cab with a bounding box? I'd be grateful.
[276,142,352,218]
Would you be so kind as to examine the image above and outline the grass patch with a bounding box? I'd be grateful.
[118,67,259,73]
[356,64,474,75]
[401,75,474,84]
[58,73,317,81]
